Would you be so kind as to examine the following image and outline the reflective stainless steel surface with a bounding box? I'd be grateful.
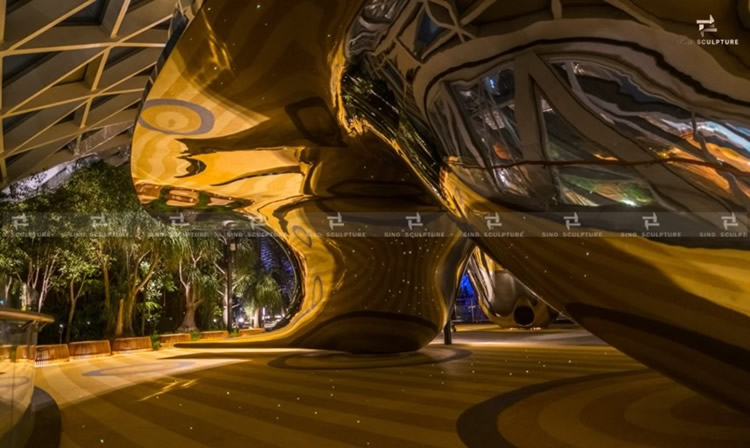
[466,248,556,328]
[131,0,750,411]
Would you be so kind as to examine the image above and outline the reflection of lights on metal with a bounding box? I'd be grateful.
[126,0,750,412]
[138,378,199,402]
[593,153,618,161]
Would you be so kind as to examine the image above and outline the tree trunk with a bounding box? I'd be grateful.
[97,249,116,336]
[140,304,146,336]
[253,308,262,329]
[178,303,198,333]
[38,273,50,312]
[178,291,199,332]
[114,298,125,338]
[2,277,11,304]
[222,291,229,327]
[37,255,58,313]
[177,284,200,332]
[119,253,159,338]
[101,260,111,311]
[121,291,137,337]
[25,263,36,311]
[65,280,76,343]
[26,288,38,312]
[21,278,35,311]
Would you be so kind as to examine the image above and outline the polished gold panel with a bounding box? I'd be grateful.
[131,0,750,411]
[131,1,472,354]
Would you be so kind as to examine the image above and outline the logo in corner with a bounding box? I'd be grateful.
[696,15,717,37]
[563,212,581,231]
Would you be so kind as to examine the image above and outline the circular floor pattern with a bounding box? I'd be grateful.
[0,375,31,389]
[268,346,471,370]
[458,369,750,448]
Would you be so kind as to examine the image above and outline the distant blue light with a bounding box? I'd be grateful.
[458,273,475,299]
[486,77,497,92]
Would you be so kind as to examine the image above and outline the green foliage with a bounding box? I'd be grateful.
[0,237,24,279]
[190,330,201,341]
[56,240,100,295]
[4,161,296,343]
[251,274,284,314]
[150,333,161,351]
[58,162,142,213]
[144,264,178,304]
[136,299,162,324]
[55,239,101,342]
[238,267,284,313]
[175,235,223,332]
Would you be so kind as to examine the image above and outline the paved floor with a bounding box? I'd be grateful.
[35,326,750,447]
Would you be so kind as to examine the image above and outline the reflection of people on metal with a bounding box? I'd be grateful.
[131,0,750,412]
[467,249,556,329]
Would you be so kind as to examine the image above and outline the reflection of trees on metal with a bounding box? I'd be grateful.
[131,1,472,354]
[467,249,556,329]
[257,235,298,312]
[130,0,750,411]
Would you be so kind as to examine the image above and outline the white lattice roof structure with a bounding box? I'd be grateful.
[0,0,183,187]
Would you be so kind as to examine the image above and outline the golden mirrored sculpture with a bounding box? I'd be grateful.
[131,0,750,411]
[466,248,556,329]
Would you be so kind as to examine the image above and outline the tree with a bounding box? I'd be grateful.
[110,215,183,337]
[139,264,176,335]
[2,161,301,341]
[24,237,62,312]
[176,235,220,332]
[237,268,284,329]
[46,162,150,337]
[56,240,99,342]
[0,234,24,307]
[3,192,64,312]
[258,235,298,311]
[214,236,258,327]
[92,238,114,330]
[137,301,162,336]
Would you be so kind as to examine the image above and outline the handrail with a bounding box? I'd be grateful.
[0,306,54,324]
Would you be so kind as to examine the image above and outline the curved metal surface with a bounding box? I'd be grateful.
[132,1,472,354]
[466,249,556,329]
[131,0,750,410]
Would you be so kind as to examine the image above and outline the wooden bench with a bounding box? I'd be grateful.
[69,340,111,359]
[199,330,229,341]
[159,333,191,347]
[35,344,70,365]
[112,337,152,354]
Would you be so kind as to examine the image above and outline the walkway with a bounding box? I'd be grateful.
[36,326,750,447]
